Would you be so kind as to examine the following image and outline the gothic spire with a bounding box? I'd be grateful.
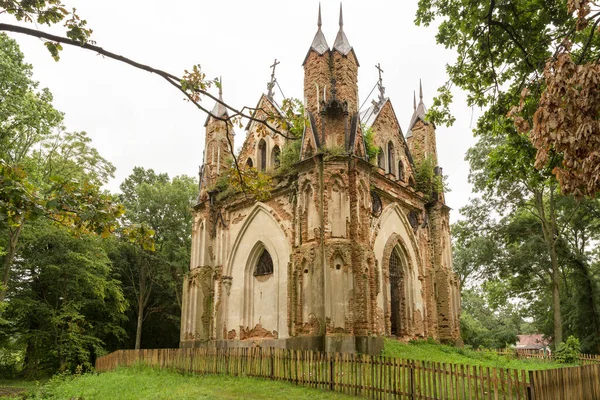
[204,77,228,126]
[407,80,427,137]
[333,3,352,55]
[304,3,329,62]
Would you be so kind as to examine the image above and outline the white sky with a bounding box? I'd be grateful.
[4,0,480,222]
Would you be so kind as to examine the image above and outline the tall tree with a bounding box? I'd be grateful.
[416,0,600,195]
[0,33,122,303]
[112,168,197,349]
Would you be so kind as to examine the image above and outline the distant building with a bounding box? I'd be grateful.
[179,5,461,354]
[516,334,551,351]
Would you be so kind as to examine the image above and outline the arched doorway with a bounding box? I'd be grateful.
[389,247,402,336]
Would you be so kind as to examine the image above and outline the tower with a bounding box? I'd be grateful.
[201,81,234,196]
[301,4,362,156]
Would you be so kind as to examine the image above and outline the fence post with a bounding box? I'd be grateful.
[528,370,535,400]
[270,349,274,379]
[409,360,415,400]
[330,353,335,391]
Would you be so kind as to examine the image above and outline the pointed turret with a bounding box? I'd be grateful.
[201,79,233,196]
[302,4,329,65]
[333,4,352,55]
[407,80,427,138]
[406,80,438,169]
[204,77,229,126]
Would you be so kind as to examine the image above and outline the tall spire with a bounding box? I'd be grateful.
[204,77,228,126]
[333,3,352,55]
[407,80,427,137]
[304,3,329,63]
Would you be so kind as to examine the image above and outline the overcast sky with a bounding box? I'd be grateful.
[4,0,480,222]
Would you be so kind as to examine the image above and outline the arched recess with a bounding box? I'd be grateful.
[398,160,404,182]
[377,148,386,170]
[224,203,290,338]
[372,204,424,337]
[246,157,254,168]
[258,139,267,172]
[329,177,347,238]
[387,141,395,177]
[271,145,281,169]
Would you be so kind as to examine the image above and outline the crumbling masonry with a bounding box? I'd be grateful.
[180,6,461,354]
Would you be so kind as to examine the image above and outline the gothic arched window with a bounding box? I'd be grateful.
[387,142,395,177]
[398,160,404,181]
[254,249,273,276]
[246,158,254,168]
[377,149,385,170]
[258,139,267,172]
[272,145,281,169]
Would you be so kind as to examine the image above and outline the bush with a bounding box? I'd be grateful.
[554,336,581,364]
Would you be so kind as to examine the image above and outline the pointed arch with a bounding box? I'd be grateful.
[372,203,425,337]
[258,139,267,171]
[223,203,290,338]
[271,145,281,169]
[387,141,395,177]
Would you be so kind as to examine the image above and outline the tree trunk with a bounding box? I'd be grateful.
[0,224,23,303]
[550,242,563,345]
[135,301,144,350]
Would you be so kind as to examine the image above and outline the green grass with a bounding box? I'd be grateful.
[0,379,43,398]
[25,365,359,400]
[382,339,565,370]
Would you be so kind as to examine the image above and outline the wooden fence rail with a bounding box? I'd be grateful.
[477,349,600,366]
[95,348,600,400]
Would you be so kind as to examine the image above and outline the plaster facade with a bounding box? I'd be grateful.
[180,8,461,354]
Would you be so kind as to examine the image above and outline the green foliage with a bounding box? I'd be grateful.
[382,339,561,370]
[26,365,359,399]
[362,125,380,162]
[413,156,446,201]
[277,138,301,176]
[321,145,346,159]
[1,2,93,60]
[4,220,127,377]
[555,336,581,364]
[111,168,198,350]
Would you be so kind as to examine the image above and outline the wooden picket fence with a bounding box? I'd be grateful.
[481,348,600,365]
[95,348,600,400]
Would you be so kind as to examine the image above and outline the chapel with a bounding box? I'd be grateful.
[179,5,461,354]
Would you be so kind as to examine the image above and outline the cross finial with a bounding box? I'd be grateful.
[266,59,280,99]
[375,63,385,104]
[339,3,344,27]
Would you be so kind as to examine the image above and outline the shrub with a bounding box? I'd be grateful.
[554,336,581,364]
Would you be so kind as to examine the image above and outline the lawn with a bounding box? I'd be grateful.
[22,365,358,400]
[0,379,41,398]
[382,339,565,370]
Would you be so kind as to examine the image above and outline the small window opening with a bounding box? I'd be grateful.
[254,249,273,276]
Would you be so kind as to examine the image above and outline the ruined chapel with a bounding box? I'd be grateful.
[180,6,461,354]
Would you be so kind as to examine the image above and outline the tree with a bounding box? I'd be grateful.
[111,168,197,349]
[0,0,299,196]
[2,219,126,377]
[0,33,122,303]
[416,0,600,196]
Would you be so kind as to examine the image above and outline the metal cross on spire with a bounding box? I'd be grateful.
[375,63,386,104]
[266,58,280,99]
